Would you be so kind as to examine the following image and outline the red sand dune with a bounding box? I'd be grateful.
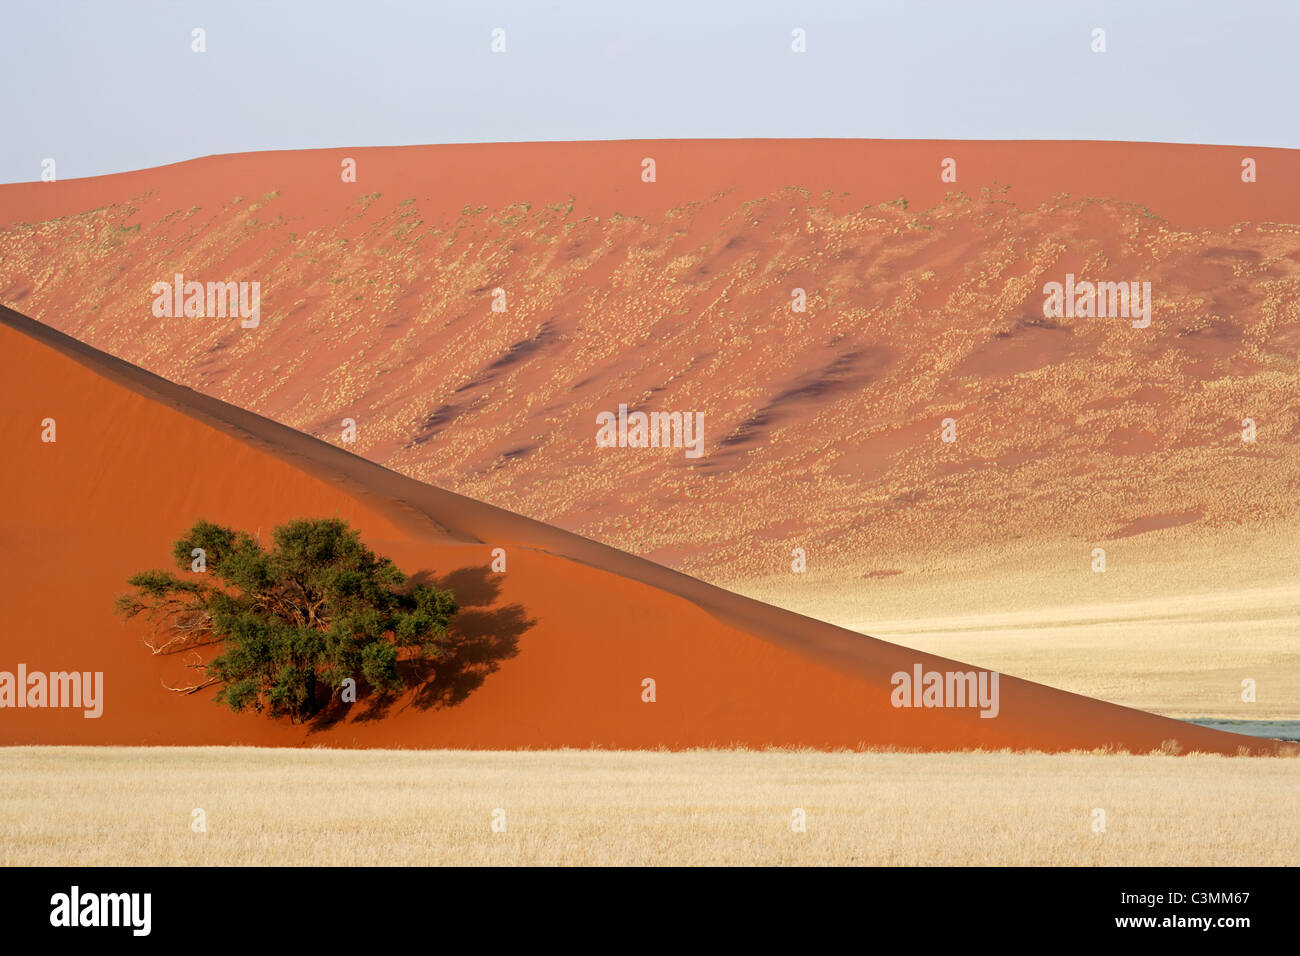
[2,140,1297,581]
[0,304,1280,753]
[5,139,1298,233]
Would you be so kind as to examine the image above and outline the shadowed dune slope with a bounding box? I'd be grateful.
[0,305,1281,753]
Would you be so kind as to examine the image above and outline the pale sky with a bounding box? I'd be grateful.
[3,0,1297,183]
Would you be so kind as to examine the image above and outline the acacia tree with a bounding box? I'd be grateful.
[116,518,458,722]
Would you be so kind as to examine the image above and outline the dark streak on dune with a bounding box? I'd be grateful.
[485,320,561,373]
[721,348,893,449]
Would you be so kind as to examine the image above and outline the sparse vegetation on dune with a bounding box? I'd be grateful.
[4,178,1297,584]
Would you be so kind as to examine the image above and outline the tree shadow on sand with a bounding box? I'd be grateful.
[307,565,533,732]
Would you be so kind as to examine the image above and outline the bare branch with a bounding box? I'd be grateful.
[160,651,219,695]
[161,675,219,695]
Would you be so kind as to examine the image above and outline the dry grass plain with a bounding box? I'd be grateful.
[2,746,1296,866]
[737,522,1300,720]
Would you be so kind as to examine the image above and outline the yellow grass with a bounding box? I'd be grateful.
[1,746,1295,866]
[735,522,1300,720]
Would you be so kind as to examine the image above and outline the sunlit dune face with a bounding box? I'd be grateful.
[3,161,1297,584]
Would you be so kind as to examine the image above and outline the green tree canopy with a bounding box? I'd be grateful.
[116,518,458,722]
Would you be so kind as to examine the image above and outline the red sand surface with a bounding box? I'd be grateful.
[4,140,1298,232]
[0,304,1279,753]
[2,140,1297,580]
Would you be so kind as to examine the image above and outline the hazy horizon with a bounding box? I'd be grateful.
[3,0,1298,184]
